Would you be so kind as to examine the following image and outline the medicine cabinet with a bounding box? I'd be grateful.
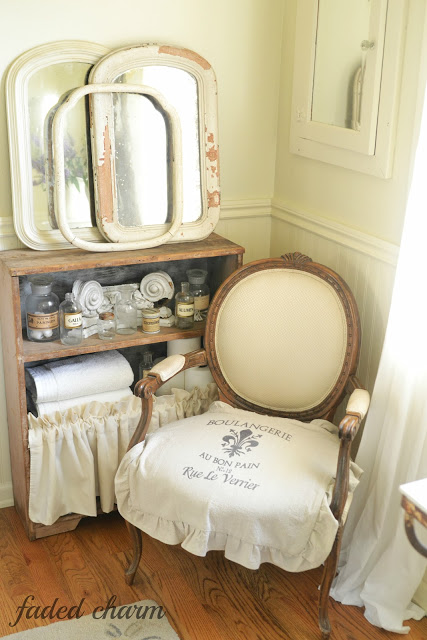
[290,0,407,178]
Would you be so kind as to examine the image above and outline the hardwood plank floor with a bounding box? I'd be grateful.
[0,507,425,639]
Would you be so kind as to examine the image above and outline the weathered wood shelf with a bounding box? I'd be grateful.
[0,234,244,540]
[22,321,206,363]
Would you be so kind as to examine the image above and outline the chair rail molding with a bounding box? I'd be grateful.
[0,217,23,251]
[271,200,399,266]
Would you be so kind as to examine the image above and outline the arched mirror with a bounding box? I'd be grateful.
[6,41,109,250]
[89,45,219,245]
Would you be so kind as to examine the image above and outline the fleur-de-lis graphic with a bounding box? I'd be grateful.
[221,429,262,458]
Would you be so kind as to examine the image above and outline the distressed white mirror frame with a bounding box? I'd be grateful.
[89,44,220,243]
[6,41,109,250]
[53,84,183,252]
[290,0,406,178]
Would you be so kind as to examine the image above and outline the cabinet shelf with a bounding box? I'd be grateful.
[0,234,244,540]
[22,321,206,362]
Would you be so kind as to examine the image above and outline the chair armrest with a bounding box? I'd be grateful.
[127,348,208,451]
[339,377,370,440]
[134,348,208,398]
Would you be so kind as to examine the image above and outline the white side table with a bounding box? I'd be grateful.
[400,478,427,558]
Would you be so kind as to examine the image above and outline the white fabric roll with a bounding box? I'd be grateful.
[36,388,132,416]
[140,271,174,302]
[167,337,201,356]
[184,366,214,391]
[25,350,134,403]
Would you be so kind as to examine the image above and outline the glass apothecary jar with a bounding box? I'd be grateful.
[115,286,137,335]
[187,269,210,320]
[59,293,82,346]
[97,312,116,341]
[175,282,194,329]
[26,278,60,342]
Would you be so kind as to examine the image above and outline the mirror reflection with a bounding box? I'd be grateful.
[29,62,93,230]
[114,66,202,225]
[112,93,169,226]
[311,0,371,130]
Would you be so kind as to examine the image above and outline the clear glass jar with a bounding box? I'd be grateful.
[26,278,59,342]
[141,308,160,334]
[59,293,82,346]
[187,269,210,321]
[115,286,137,335]
[138,350,153,380]
[175,282,194,329]
[97,312,116,341]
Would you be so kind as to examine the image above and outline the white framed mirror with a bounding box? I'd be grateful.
[53,83,183,251]
[290,0,406,178]
[89,44,220,244]
[6,41,109,250]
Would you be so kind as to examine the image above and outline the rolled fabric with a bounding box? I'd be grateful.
[25,350,134,403]
[140,271,174,302]
[36,387,132,416]
[72,279,104,317]
[167,337,201,356]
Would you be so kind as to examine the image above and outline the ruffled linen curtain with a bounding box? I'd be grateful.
[28,385,218,525]
[330,78,427,633]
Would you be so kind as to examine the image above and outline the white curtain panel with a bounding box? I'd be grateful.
[28,384,218,526]
[331,80,427,633]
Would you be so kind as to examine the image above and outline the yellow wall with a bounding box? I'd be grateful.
[274,0,427,247]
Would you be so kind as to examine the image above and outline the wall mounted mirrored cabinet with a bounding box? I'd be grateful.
[290,0,406,178]
[6,42,220,251]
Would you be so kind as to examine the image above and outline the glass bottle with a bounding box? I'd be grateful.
[187,269,210,321]
[59,293,83,346]
[138,351,153,380]
[97,312,116,341]
[115,286,137,335]
[25,278,60,342]
[175,282,194,329]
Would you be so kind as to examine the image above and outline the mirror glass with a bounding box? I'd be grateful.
[114,66,202,225]
[112,92,169,226]
[311,0,372,129]
[28,62,93,230]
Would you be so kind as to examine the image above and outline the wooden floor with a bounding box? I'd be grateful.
[0,507,425,640]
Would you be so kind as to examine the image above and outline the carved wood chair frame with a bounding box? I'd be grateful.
[124,252,368,640]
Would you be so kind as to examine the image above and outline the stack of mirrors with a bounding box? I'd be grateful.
[6,42,220,252]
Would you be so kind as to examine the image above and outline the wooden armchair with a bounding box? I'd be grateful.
[115,253,370,639]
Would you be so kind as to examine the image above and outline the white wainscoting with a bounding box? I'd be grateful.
[271,201,399,397]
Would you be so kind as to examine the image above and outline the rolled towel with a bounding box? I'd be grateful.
[25,350,134,403]
[72,280,104,317]
[36,387,132,416]
[140,271,174,302]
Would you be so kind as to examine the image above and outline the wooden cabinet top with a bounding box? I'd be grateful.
[0,234,245,276]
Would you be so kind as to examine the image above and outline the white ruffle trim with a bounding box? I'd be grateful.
[115,439,362,572]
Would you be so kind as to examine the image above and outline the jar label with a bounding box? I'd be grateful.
[194,294,210,311]
[27,312,59,330]
[176,302,194,317]
[142,317,160,333]
[64,312,82,329]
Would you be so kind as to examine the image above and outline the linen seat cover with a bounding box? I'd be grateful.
[115,402,362,572]
[214,269,348,411]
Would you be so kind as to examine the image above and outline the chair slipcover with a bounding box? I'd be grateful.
[116,402,362,572]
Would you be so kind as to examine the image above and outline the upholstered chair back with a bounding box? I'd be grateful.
[205,253,360,421]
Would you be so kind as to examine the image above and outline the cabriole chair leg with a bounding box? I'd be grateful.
[318,526,343,639]
[125,521,143,585]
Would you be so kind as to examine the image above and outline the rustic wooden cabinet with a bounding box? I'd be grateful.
[0,234,244,540]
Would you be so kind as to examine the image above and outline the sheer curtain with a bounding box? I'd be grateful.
[330,74,427,633]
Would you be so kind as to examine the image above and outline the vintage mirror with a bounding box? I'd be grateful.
[52,83,183,252]
[88,45,220,244]
[6,41,109,250]
[290,0,406,177]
